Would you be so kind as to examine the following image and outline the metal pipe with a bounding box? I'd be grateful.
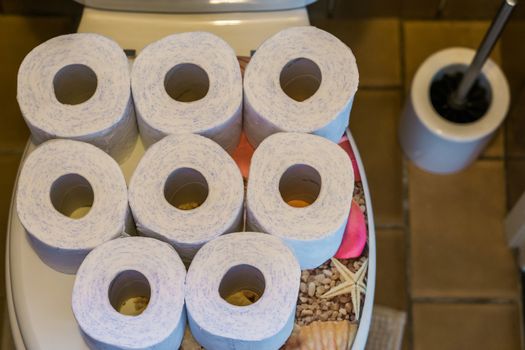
[451,0,517,107]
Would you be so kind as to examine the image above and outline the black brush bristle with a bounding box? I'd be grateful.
[430,72,490,124]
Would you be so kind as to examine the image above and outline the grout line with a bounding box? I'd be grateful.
[505,156,525,161]
[478,155,505,161]
[399,17,414,350]
[412,296,518,305]
[359,85,403,91]
[375,224,406,230]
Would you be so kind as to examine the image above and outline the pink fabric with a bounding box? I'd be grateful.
[338,135,361,181]
[232,132,254,179]
[335,200,367,259]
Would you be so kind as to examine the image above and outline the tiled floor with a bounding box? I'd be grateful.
[0,13,522,350]
[314,17,523,349]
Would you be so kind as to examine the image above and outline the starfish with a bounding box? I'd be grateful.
[321,258,368,321]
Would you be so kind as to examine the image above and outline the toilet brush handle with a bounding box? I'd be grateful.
[452,0,516,106]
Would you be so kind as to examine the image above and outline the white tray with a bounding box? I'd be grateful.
[5,129,376,350]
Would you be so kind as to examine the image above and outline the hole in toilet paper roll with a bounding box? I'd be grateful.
[108,270,151,316]
[50,173,94,219]
[279,164,321,208]
[164,168,209,210]
[164,63,210,102]
[280,57,322,102]
[219,265,265,307]
[53,64,97,105]
[430,63,492,124]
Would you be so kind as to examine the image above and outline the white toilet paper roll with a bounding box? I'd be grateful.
[185,231,300,350]
[399,47,510,174]
[72,236,186,350]
[16,139,130,273]
[243,26,359,148]
[246,132,354,269]
[131,32,243,153]
[17,33,138,162]
[129,133,244,262]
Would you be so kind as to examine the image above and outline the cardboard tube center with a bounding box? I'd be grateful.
[53,64,97,105]
[50,173,94,219]
[108,270,151,316]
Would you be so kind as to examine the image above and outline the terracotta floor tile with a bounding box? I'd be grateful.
[439,0,502,20]
[403,20,505,158]
[0,15,72,152]
[375,229,407,311]
[401,0,440,19]
[0,153,23,297]
[409,160,519,299]
[507,159,525,210]
[349,90,404,227]
[312,18,401,87]
[412,302,522,350]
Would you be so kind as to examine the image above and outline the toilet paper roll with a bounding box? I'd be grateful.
[185,231,300,350]
[243,26,359,148]
[399,47,510,174]
[72,236,186,349]
[17,33,138,162]
[131,32,243,153]
[129,133,244,262]
[246,132,354,269]
[16,139,129,273]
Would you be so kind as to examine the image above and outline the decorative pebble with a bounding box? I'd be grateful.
[307,282,316,297]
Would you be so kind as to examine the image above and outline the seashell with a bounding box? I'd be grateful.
[283,321,358,350]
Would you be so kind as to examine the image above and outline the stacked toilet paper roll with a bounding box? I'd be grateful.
[131,32,243,153]
[16,139,130,273]
[17,33,137,162]
[243,26,359,148]
[185,232,301,350]
[72,236,186,350]
[399,47,510,174]
[247,132,354,269]
[129,133,244,262]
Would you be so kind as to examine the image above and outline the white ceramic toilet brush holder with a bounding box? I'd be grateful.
[399,0,514,174]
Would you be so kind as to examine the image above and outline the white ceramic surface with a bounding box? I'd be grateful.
[399,47,510,174]
[77,8,311,57]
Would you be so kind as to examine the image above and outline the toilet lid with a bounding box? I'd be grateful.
[74,0,317,13]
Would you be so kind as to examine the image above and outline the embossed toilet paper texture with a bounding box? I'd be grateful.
[131,32,242,153]
[72,237,186,349]
[17,33,138,162]
[247,133,355,269]
[185,232,301,350]
[243,26,359,148]
[129,133,244,262]
[16,139,129,274]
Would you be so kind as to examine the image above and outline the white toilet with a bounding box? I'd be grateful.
[6,1,376,349]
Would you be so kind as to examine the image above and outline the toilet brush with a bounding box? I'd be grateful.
[437,0,516,121]
[399,0,515,174]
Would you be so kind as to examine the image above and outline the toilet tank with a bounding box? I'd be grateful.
[73,0,317,13]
